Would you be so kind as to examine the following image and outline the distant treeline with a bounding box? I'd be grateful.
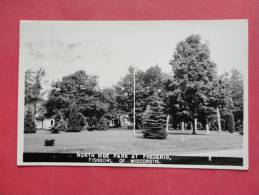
[24,34,243,134]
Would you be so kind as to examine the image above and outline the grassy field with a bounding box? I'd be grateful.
[24,128,243,157]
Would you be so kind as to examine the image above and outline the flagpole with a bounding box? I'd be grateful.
[133,67,136,135]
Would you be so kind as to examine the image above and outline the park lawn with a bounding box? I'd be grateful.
[24,128,243,156]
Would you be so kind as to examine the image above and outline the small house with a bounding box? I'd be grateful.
[35,115,55,130]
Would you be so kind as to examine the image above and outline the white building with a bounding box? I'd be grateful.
[35,116,55,130]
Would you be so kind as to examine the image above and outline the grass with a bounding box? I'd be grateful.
[24,128,243,156]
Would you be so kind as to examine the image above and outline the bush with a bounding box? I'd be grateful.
[24,110,36,133]
[236,120,243,135]
[220,118,226,131]
[90,116,98,128]
[44,139,55,146]
[52,115,66,133]
[78,113,86,127]
[225,112,235,133]
[238,125,243,135]
[66,127,82,132]
[51,127,60,134]
[97,117,109,130]
[55,119,66,131]
[87,127,95,131]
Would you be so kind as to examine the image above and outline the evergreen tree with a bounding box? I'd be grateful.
[24,110,36,133]
[142,94,167,139]
[225,112,235,133]
[229,69,243,124]
[218,70,243,132]
[142,105,151,129]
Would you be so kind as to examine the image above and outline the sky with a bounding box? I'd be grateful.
[20,20,248,89]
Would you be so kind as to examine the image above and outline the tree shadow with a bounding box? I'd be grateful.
[167,131,207,136]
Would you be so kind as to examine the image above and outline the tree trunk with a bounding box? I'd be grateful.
[192,119,197,135]
[206,124,210,134]
[206,118,209,134]
[181,122,184,131]
[194,118,197,132]
[217,107,222,132]
[33,102,37,118]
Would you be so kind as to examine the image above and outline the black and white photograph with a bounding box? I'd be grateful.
[17,20,248,169]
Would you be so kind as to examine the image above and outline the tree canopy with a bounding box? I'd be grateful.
[166,34,229,134]
[114,65,169,128]
[229,69,243,122]
[45,70,110,124]
[25,68,46,117]
[28,34,244,134]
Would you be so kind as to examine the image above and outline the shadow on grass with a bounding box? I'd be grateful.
[167,132,207,136]
[134,130,207,137]
[134,134,170,140]
[135,135,145,139]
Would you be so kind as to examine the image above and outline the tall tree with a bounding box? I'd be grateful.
[25,69,34,105]
[25,68,46,117]
[229,68,243,123]
[67,101,84,132]
[114,66,144,127]
[35,103,47,129]
[45,70,109,123]
[101,88,117,120]
[168,34,220,134]
[115,66,169,128]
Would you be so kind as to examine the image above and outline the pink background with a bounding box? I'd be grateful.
[0,0,258,194]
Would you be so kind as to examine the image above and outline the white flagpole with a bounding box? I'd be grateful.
[133,67,136,135]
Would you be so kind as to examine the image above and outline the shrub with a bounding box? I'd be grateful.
[56,118,66,131]
[44,139,55,146]
[52,115,66,133]
[51,127,59,134]
[220,118,226,131]
[97,117,109,130]
[78,113,86,127]
[225,112,235,133]
[238,125,243,135]
[142,94,167,139]
[87,127,95,131]
[90,116,98,128]
[66,127,82,132]
[24,110,36,133]
[236,120,243,135]
[87,116,98,131]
